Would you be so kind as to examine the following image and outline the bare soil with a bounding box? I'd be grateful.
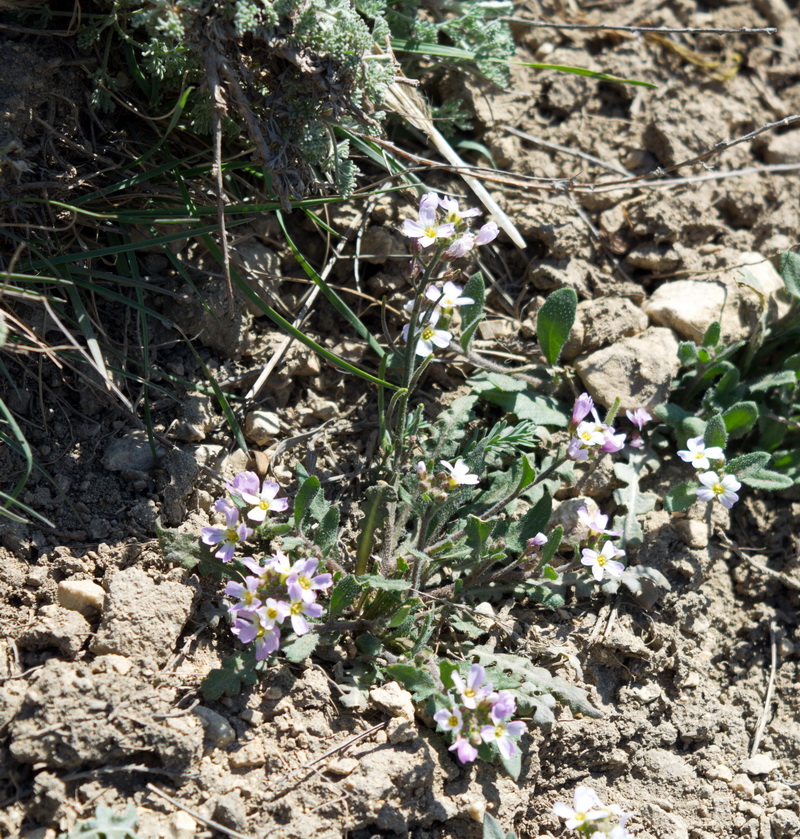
[1,2,800,838]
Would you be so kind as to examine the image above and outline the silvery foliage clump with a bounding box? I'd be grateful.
[74,0,514,200]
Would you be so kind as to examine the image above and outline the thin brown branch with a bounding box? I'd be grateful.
[503,17,777,36]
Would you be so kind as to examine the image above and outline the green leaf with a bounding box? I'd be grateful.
[315,506,340,557]
[460,272,486,353]
[779,251,800,300]
[355,633,383,656]
[727,452,771,476]
[678,417,707,445]
[537,287,577,366]
[618,566,672,609]
[516,454,537,493]
[283,631,320,663]
[328,575,362,619]
[677,341,699,366]
[664,482,698,513]
[749,370,798,392]
[654,403,692,428]
[472,379,568,426]
[498,748,523,782]
[704,414,728,449]
[517,492,552,547]
[702,320,722,347]
[59,803,141,839]
[356,575,412,591]
[202,651,259,700]
[740,469,794,490]
[294,475,321,527]
[540,526,563,568]
[439,660,459,690]
[384,663,436,701]
[388,604,414,628]
[543,565,558,580]
[483,813,517,839]
[466,515,496,561]
[722,402,758,438]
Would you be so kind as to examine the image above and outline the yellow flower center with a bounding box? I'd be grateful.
[712,482,725,495]
[225,527,239,543]
[448,715,459,727]
[299,575,311,590]
[290,601,303,615]
[494,725,504,737]
[597,554,607,566]
[259,499,271,511]
[266,606,278,620]
[424,226,438,239]
[464,687,476,699]
[421,327,435,341]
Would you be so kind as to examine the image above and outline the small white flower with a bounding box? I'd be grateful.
[401,312,452,356]
[575,420,607,448]
[439,196,481,225]
[440,458,479,489]
[425,281,474,309]
[581,543,626,582]
[402,193,456,247]
[552,786,608,831]
[678,435,724,470]
[696,471,741,509]
[474,221,499,245]
[443,232,475,259]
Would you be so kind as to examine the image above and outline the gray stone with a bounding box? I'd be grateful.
[160,449,199,526]
[194,706,236,751]
[213,792,248,831]
[90,567,197,665]
[57,579,105,617]
[568,296,649,358]
[17,605,90,660]
[575,327,680,411]
[173,394,216,443]
[763,131,800,164]
[370,682,415,721]
[102,430,164,472]
[244,410,281,445]
[740,753,779,775]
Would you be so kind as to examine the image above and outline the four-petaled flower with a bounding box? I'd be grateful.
[451,663,492,709]
[480,717,526,760]
[552,786,608,831]
[626,407,652,430]
[287,558,333,604]
[239,479,290,522]
[288,594,324,636]
[425,281,474,310]
[401,312,452,356]
[678,436,724,470]
[443,232,475,259]
[440,458,479,489]
[402,193,456,247]
[201,499,253,562]
[439,196,481,225]
[449,735,478,763]
[581,543,626,582]
[570,393,594,430]
[231,609,281,661]
[433,705,464,734]
[577,506,622,539]
[696,471,741,509]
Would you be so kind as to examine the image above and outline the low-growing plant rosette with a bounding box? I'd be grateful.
[433,664,526,767]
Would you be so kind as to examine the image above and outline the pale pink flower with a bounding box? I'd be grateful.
[439,196,481,224]
[480,718,526,760]
[433,706,464,734]
[451,663,492,709]
[626,407,652,430]
[678,436,725,470]
[402,193,456,247]
[449,735,478,763]
[474,221,499,245]
[577,506,622,539]
[240,479,289,522]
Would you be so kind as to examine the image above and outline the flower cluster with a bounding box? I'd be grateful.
[576,506,625,583]
[677,435,741,509]
[553,786,633,837]
[402,192,498,259]
[567,394,626,462]
[226,552,332,660]
[434,664,526,763]
[201,471,289,562]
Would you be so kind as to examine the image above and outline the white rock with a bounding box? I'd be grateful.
[764,131,800,164]
[370,681,415,721]
[643,253,790,343]
[194,706,236,750]
[575,327,680,411]
[707,764,734,782]
[741,754,780,776]
[57,580,106,616]
[326,756,359,776]
[674,519,709,549]
[169,810,197,839]
[729,773,757,799]
[244,410,281,445]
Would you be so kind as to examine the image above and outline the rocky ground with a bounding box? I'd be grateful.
[1,1,800,838]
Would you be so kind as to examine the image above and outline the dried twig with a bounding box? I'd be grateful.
[147,784,253,839]
[503,17,777,36]
[716,529,800,592]
[504,126,633,176]
[750,622,778,758]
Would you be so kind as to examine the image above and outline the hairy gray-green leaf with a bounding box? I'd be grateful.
[460,272,486,352]
[664,482,697,513]
[537,287,577,366]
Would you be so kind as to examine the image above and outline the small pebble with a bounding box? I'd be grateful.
[326,757,359,776]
